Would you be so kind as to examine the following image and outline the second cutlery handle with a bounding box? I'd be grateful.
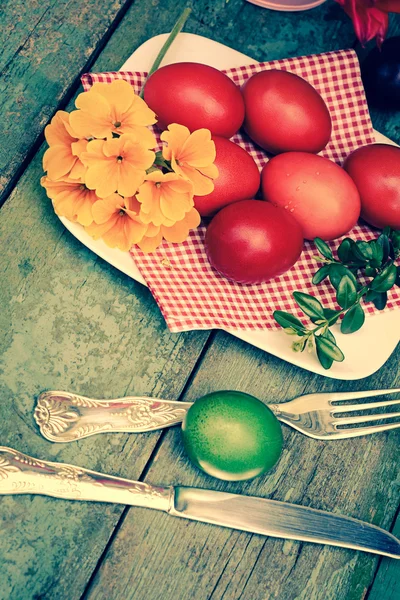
[35,391,192,443]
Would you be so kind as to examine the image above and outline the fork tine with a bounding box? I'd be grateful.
[334,412,400,426]
[329,422,400,439]
[331,398,400,413]
[328,388,400,404]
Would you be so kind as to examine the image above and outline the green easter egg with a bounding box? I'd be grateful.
[181,390,283,481]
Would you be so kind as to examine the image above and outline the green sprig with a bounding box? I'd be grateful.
[274,228,400,370]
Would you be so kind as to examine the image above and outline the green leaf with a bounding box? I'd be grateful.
[337,274,358,309]
[364,265,376,277]
[322,328,336,344]
[351,243,369,263]
[316,344,334,370]
[323,308,341,325]
[373,292,388,310]
[370,240,384,265]
[314,238,333,260]
[329,264,357,290]
[370,263,397,293]
[293,292,325,320]
[337,238,353,262]
[274,311,305,333]
[355,241,376,261]
[341,303,365,334]
[312,265,331,285]
[365,289,378,303]
[315,335,345,363]
[377,234,390,263]
[391,230,400,254]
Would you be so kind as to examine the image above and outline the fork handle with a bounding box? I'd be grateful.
[34,391,193,443]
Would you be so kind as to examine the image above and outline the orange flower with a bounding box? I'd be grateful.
[81,134,156,198]
[41,176,98,226]
[161,124,218,196]
[136,171,194,227]
[85,194,147,252]
[69,79,157,141]
[137,207,201,253]
[43,111,87,181]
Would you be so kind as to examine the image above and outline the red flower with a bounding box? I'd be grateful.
[336,0,400,46]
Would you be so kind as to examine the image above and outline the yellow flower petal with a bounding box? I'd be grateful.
[69,159,87,181]
[180,129,216,167]
[43,145,76,181]
[123,216,147,245]
[161,123,191,161]
[174,161,215,196]
[117,162,146,197]
[124,127,157,149]
[85,160,119,198]
[71,91,111,138]
[145,223,161,238]
[122,95,157,126]
[45,112,74,146]
[198,163,219,179]
[92,80,134,117]
[85,214,119,240]
[185,207,202,229]
[160,184,192,222]
[92,194,121,224]
[137,230,164,253]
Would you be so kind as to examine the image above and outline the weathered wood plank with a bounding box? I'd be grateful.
[367,517,400,600]
[0,143,210,599]
[85,332,399,600]
[0,0,131,203]
[95,0,355,69]
[1,1,398,599]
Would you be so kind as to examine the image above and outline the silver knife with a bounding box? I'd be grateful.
[1,446,399,559]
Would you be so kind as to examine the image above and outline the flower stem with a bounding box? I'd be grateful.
[139,7,192,98]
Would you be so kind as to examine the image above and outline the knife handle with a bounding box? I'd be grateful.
[0,446,172,509]
[34,391,192,443]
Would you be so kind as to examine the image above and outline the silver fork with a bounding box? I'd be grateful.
[34,388,400,443]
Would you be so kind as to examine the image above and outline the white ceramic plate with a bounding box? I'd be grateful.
[61,33,400,380]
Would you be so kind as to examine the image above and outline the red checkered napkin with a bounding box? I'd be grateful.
[82,49,400,333]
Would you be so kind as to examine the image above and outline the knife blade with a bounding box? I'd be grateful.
[1,446,399,559]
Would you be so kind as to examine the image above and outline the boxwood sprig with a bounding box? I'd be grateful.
[274,228,400,370]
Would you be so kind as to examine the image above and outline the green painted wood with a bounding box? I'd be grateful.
[0,143,210,599]
[0,0,132,203]
[1,0,399,598]
[367,518,400,600]
[85,332,400,600]
[94,0,355,70]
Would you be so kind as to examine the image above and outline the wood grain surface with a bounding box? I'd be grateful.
[85,333,400,600]
[0,0,399,599]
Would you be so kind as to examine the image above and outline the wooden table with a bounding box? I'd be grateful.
[1,1,399,598]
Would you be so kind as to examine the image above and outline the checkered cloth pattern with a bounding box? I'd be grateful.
[82,49,400,333]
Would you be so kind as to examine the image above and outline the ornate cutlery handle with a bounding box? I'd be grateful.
[0,446,172,509]
[34,391,192,443]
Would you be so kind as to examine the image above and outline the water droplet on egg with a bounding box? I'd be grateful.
[290,208,295,213]
[286,173,290,177]
[296,186,300,191]
[316,171,320,175]
[303,180,307,184]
